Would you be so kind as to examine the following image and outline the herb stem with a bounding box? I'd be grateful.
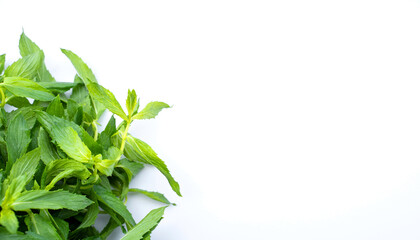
[119,119,131,152]
[0,87,5,108]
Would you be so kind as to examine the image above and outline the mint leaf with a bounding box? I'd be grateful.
[2,77,54,101]
[4,51,43,80]
[86,83,127,121]
[12,190,93,211]
[132,101,170,120]
[120,207,166,240]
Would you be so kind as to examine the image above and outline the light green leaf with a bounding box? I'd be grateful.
[60,49,97,84]
[49,122,92,163]
[93,184,135,229]
[126,89,139,117]
[19,32,41,56]
[19,32,55,83]
[86,83,127,121]
[12,190,93,211]
[118,134,181,196]
[120,207,166,240]
[0,54,5,74]
[5,114,31,173]
[129,189,173,205]
[2,77,54,101]
[0,209,18,234]
[132,101,170,120]
[46,95,64,117]
[4,51,43,79]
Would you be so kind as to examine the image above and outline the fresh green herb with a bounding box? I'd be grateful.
[0,32,180,239]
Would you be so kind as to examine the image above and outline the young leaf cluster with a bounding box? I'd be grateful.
[0,32,180,239]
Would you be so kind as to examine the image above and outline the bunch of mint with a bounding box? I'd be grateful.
[0,32,180,240]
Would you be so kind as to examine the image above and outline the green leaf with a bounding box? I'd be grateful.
[8,148,41,185]
[129,189,174,205]
[6,97,31,108]
[12,190,93,211]
[0,209,18,234]
[46,95,64,117]
[119,134,181,196]
[86,83,127,121]
[98,116,116,151]
[38,128,60,165]
[120,207,166,240]
[25,213,61,240]
[49,122,92,163]
[132,101,170,120]
[60,49,97,84]
[0,54,5,74]
[19,32,54,83]
[38,82,76,92]
[36,111,102,155]
[19,32,41,56]
[6,114,31,173]
[116,159,144,182]
[93,184,135,229]
[4,51,43,79]
[126,89,139,117]
[61,49,106,118]
[2,77,54,101]
[77,198,99,230]
[44,159,90,190]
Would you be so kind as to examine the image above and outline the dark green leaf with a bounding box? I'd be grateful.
[8,148,41,184]
[38,128,60,165]
[6,114,31,173]
[97,115,116,151]
[25,213,61,240]
[44,158,90,190]
[93,185,135,229]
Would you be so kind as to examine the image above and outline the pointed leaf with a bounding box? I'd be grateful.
[49,122,92,162]
[86,83,127,120]
[93,185,135,228]
[2,77,54,101]
[132,102,170,120]
[38,82,76,92]
[8,148,41,184]
[46,95,64,117]
[118,134,181,196]
[6,114,31,173]
[44,159,90,190]
[120,207,166,240]
[12,190,93,211]
[129,189,173,205]
[126,89,139,117]
[4,52,43,79]
[38,128,60,165]
[60,49,97,83]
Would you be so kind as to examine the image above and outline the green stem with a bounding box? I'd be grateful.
[92,121,99,141]
[27,210,40,235]
[0,87,5,108]
[119,119,131,152]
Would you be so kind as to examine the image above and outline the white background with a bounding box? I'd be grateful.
[1,0,420,239]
